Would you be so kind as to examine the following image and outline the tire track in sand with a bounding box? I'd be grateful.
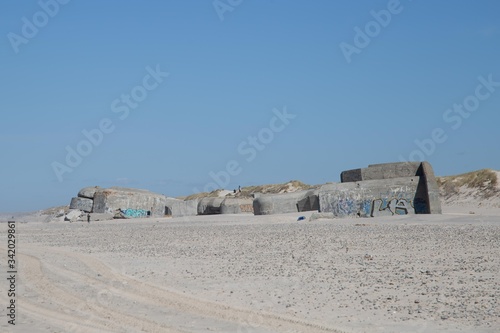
[20,245,347,333]
[17,252,189,333]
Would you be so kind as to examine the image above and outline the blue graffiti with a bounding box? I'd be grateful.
[121,209,149,218]
[362,200,372,216]
[337,198,355,216]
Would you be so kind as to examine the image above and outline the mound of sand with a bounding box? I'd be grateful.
[182,180,318,201]
[437,169,500,215]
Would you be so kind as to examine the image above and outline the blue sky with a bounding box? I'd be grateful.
[1,0,499,212]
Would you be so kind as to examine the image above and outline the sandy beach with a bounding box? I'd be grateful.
[0,207,498,333]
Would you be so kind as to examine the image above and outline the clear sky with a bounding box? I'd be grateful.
[1,0,499,212]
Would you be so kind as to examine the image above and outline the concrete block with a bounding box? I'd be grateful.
[165,198,198,217]
[340,168,362,183]
[319,176,425,218]
[339,161,441,215]
[197,197,225,215]
[65,209,83,222]
[78,186,100,199]
[253,190,319,215]
[69,197,93,212]
[297,189,319,212]
[221,198,254,214]
[341,162,421,183]
[419,161,442,214]
[92,187,167,217]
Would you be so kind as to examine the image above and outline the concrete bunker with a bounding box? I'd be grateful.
[68,187,198,219]
[253,189,319,215]
[197,197,224,215]
[220,197,254,214]
[320,161,442,217]
[164,198,198,217]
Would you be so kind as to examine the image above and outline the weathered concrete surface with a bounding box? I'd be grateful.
[319,177,425,218]
[78,186,100,199]
[69,197,93,212]
[419,161,442,214]
[220,198,254,214]
[197,197,225,215]
[341,162,421,182]
[165,198,198,217]
[297,189,319,212]
[72,186,201,218]
[64,209,83,222]
[253,190,319,215]
[92,187,167,217]
[340,161,441,214]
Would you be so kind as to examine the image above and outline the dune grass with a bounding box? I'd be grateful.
[181,180,317,200]
[437,169,498,198]
[182,189,226,201]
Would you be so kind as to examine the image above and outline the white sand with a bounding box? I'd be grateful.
[0,208,499,332]
[440,170,500,216]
